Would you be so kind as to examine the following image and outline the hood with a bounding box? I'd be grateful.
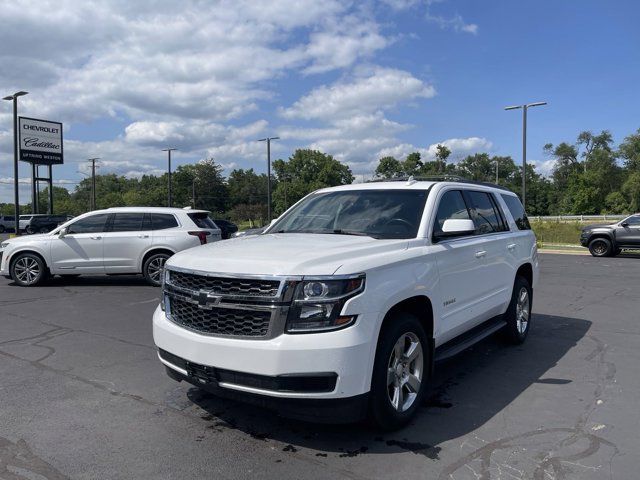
[2,233,50,245]
[166,233,408,276]
[582,223,615,231]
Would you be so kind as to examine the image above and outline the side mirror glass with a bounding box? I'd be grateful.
[434,218,476,241]
[58,227,68,238]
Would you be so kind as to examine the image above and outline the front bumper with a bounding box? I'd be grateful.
[153,306,376,401]
[580,232,589,247]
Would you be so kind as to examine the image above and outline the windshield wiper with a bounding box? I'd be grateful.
[327,229,375,238]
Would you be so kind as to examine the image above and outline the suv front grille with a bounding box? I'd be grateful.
[169,297,272,337]
[168,270,280,297]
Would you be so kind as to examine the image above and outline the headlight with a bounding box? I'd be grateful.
[160,269,170,311]
[0,242,9,249]
[286,274,365,333]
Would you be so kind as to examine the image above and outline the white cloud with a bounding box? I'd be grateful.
[529,159,556,177]
[280,67,435,121]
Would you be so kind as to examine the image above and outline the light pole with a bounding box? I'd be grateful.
[257,137,279,221]
[504,101,547,209]
[495,157,499,184]
[3,91,28,235]
[162,148,177,207]
[87,158,100,210]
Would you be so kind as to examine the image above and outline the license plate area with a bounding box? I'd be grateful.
[186,362,217,385]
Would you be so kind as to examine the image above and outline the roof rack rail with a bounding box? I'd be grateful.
[366,175,512,192]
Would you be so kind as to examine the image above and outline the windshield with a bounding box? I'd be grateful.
[269,189,429,239]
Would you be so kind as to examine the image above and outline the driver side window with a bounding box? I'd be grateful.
[624,216,640,226]
[433,190,472,236]
[67,214,109,234]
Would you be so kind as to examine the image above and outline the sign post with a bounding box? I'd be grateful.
[18,117,63,214]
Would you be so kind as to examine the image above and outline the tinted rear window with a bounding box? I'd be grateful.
[152,214,179,230]
[111,213,145,232]
[501,194,531,230]
[188,212,216,229]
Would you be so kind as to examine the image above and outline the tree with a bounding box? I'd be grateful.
[272,149,353,214]
[619,129,640,171]
[375,156,403,179]
[402,152,423,177]
[227,168,268,207]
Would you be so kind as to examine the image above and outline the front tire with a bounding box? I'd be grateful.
[588,237,612,257]
[143,253,170,286]
[10,253,48,287]
[368,312,429,430]
[503,276,532,344]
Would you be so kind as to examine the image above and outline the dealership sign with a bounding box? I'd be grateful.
[18,117,64,165]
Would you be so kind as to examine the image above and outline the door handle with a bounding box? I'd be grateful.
[138,234,149,238]
[475,250,487,258]
[90,236,102,240]
[507,243,517,251]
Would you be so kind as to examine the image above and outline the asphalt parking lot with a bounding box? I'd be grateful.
[1,247,638,479]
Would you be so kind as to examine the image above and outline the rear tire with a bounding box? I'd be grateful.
[10,253,48,287]
[143,253,170,286]
[588,237,612,257]
[0,225,5,233]
[503,276,532,344]
[368,312,429,431]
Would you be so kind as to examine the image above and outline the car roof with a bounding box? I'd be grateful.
[101,207,209,214]
[316,177,513,194]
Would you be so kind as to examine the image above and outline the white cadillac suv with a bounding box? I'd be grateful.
[0,207,221,286]
[153,179,539,429]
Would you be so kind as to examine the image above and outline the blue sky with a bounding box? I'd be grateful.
[1,0,639,202]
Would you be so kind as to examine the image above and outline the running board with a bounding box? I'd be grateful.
[434,316,507,362]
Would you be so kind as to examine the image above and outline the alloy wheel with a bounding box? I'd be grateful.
[592,241,607,255]
[14,257,41,285]
[147,257,166,284]
[516,287,530,334]
[387,332,423,412]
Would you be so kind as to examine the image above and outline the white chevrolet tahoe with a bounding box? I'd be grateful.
[154,179,539,429]
[0,207,221,287]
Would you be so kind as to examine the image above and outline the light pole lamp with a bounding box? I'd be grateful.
[258,137,279,221]
[162,148,177,207]
[504,101,547,210]
[3,91,28,235]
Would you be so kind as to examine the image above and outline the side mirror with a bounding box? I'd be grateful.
[270,219,277,227]
[58,227,68,238]
[434,218,476,241]
[621,222,629,227]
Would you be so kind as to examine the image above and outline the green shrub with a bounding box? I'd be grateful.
[530,221,582,245]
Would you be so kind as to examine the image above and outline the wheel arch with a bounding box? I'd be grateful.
[515,262,533,288]
[140,247,175,272]
[375,295,435,379]
[588,232,615,245]
[8,249,50,275]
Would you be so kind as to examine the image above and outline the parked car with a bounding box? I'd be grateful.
[154,178,538,429]
[0,207,222,287]
[18,215,34,232]
[580,213,640,256]
[25,214,70,234]
[0,215,16,233]
[213,219,238,239]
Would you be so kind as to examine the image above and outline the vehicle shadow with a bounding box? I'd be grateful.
[187,313,590,459]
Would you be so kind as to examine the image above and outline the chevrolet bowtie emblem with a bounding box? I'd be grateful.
[193,291,221,308]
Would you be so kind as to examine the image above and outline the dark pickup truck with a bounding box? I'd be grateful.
[580,214,640,256]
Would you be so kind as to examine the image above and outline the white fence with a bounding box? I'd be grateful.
[531,215,625,223]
